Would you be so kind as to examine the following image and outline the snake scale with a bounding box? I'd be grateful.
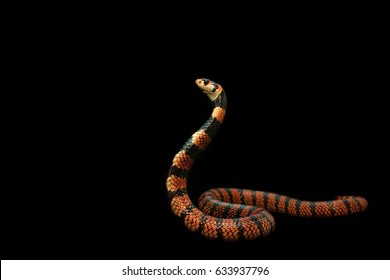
[166,78,368,241]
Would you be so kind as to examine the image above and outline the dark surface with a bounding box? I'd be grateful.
[4,6,389,260]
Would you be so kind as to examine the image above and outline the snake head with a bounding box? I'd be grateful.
[195,78,223,100]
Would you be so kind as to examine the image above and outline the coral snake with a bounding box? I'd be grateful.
[166,78,368,241]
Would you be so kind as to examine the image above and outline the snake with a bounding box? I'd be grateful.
[166,78,368,241]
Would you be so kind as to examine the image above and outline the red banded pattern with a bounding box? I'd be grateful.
[166,78,368,241]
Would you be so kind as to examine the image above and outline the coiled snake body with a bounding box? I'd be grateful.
[166,78,368,241]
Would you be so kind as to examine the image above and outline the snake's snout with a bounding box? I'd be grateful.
[195,78,204,86]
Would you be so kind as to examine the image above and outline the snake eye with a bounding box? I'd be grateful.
[203,79,210,85]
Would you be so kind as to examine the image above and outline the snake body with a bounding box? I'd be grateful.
[166,78,368,241]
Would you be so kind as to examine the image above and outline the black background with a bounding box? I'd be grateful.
[4,5,389,260]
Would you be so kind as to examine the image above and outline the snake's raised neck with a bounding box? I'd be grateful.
[166,78,234,239]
